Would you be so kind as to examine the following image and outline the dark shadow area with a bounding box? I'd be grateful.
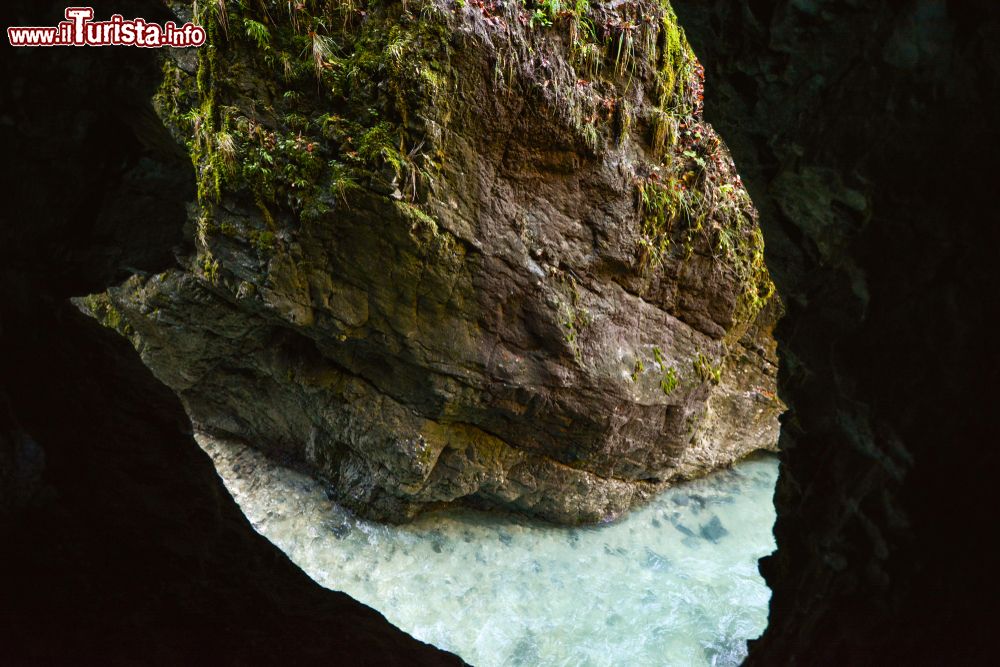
[673,0,999,663]
[0,1,461,664]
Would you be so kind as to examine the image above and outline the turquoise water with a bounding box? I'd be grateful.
[199,435,778,666]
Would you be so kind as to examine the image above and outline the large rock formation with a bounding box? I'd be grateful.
[672,0,999,663]
[103,0,782,523]
[0,1,460,663]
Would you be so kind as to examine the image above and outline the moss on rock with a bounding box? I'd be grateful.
[95,0,782,524]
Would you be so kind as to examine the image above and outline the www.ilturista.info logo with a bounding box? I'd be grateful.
[7,7,205,47]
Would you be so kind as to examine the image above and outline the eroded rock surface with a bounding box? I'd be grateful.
[104,0,782,523]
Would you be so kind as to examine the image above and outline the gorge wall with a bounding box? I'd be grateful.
[671,0,999,663]
[0,1,460,663]
[100,0,783,524]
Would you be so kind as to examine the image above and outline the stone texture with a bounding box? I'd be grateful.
[107,0,782,524]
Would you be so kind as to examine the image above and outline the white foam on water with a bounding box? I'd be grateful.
[199,435,778,667]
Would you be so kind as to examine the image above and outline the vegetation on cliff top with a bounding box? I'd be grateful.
[156,0,771,325]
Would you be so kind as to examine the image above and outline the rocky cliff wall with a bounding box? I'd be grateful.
[102,0,783,524]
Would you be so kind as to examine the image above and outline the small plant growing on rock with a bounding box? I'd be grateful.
[652,346,679,394]
[631,357,646,382]
[660,367,679,395]
[693,353,722,385]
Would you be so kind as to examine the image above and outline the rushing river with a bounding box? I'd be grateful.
[199,435,778,667]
